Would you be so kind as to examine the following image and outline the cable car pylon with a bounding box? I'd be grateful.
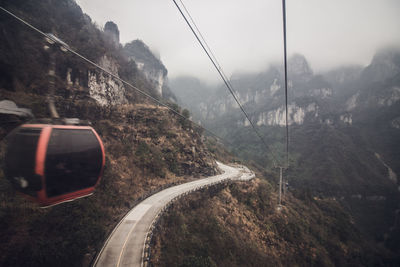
[277,166,283,210]
[277,0,289,211]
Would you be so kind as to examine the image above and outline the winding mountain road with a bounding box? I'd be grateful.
[93,162,254,267]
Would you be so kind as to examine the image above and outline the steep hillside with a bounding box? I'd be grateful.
[0,0,219,265]
[0,0,168,107]
[151,178,398,266]
[123,39,176,101]
[0,85,219,265]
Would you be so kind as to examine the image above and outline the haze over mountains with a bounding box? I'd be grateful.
[172,48,400,127]
[75,0,400,84]
[170,48,400,251]
[1,0,400,265]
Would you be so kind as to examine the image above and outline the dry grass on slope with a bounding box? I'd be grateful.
[151,178,388,267]
[0,100,218,266]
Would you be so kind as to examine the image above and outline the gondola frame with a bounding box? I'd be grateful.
[5,124,105,207]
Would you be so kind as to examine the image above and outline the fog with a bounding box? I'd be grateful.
[75,0,400,84]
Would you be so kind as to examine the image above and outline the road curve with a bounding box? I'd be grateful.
[93,162,254,267]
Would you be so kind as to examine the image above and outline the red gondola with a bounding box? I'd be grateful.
[5,124,105,207]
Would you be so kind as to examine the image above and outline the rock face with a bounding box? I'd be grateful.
[104,21,120,47]
[73,21,175,106]
[88,55,127,106]
[392,117,400,129]
[172,54,328,126]
[288,53,313,81]
[311,88,332,98]
[172,49,400,129]
[123,40,168,96]
[346,92,359,111]
[340,113,352,125]
[375,153,398,184]
[235,102,318,127]
[362,47,400,82]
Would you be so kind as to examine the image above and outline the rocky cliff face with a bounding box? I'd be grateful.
[89,23,175,106]
[362,47,400,82]
[173,49,400,130]
[0,0,174,108]
[104,21,120,48]
[88,55,128,106]
[287,53,313,81]
[123,40,168,97]
[172,54,328,126]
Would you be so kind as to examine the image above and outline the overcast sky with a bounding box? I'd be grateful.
[75,0,400,84]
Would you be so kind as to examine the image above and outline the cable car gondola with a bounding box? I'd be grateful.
[5,124,105,207]
[3,33,105,207]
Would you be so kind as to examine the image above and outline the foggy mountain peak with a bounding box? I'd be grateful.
[288,53,313,77]
[104,21,120,46]
[371,47,400,65]
[362,47,400,82]
[123,40,167,73]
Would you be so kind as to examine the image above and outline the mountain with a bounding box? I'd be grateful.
[151,180,397,266]
[0,0,177,109]
[0,0,217,265]
[169,76,215,122]
[123,39,176,101]
[362,47,400,83]
[170,49,400,254]
[1,0,400,265]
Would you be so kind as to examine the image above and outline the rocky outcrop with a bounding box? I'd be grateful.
[104,21,120,48]
[377,86,400,107]
[391,117,400,129]
[256,103,317,126]
[340,113,353,125]
[270,78,280,96]
[311,88,332,99]
[172,49,400,132]
[362,47,400,82]
[375,153,398,184]
[288,53,313,81]
[88,55,127,106]
[123,40,168,96]
[346,92,359,111]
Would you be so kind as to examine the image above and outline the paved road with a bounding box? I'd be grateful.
[93,162,254,267]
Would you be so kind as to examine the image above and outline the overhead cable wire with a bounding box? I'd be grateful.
[0,6,231,146]
[177,0,242,110]
[178,1,232,88]
[172,0,279,166]
[175,0,278,165]
[282,0,289,168]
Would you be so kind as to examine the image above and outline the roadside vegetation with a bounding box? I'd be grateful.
[0,100,217,266]
[151,177,399,266]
